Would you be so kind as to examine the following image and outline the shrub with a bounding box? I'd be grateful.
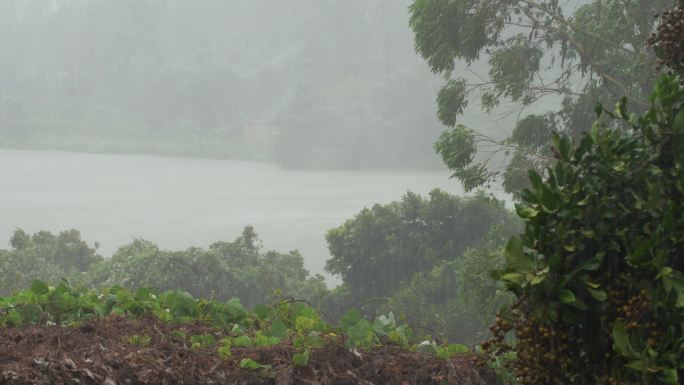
[486,76,684,385]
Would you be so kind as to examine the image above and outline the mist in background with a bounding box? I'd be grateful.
[0,0,455,169]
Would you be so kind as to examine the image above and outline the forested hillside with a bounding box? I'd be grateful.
[0,0,444,168]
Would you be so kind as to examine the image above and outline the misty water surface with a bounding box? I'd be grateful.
[0,150,473,281]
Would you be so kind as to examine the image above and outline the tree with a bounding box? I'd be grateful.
[409,0,673,192]
[92,226,327,307]
[383,223,518,343]
[0,229,101,295]
[324,189,515,306]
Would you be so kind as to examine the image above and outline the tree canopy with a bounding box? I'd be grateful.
[324,189,516,305]
[409,0,673,192]
[0,227,327,308]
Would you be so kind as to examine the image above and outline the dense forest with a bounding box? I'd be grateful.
[0,0,446,168]
[1,0,684,384]
[0,190,516,344]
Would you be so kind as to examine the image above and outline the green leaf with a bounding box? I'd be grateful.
[675,281,684,308]
[516,206,539,219]
[5,310,23,327]
[415,340,438,355]
[295,316,316,332]
[567,298,588,311]
[529,274,546,285]
[612,319,635,357]
[270,319,289,341]
[30,280,49,295]
[541,185,558,212]
[134,287,156,301]
[501,273,525,285]
[505,237,534,272]
[233,335,252,347]
[347,319,373,347]
[580,229,595,238]
[594,103,604,117]
[626,359,645,371]
[292,350,310,367]
[239,358,269,370]
[340,309,362,330]
[615,97,629,119]
[293,332,324,349]
[659,367,679,385]
[673,108,684,132]
[447,343,469,354]
[656,266,673,280]
[190,334,216,348]
[558,289,576,304]
[588,288,607,301]
[253,334,270,347]
[218,343,232,359]
[628,237,655,265]
[576,257,602,271]
[527,170,543,190]
[253,304,269,321]
[519,191,540,205]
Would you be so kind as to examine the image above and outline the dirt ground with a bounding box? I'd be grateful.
[0,315,494,385]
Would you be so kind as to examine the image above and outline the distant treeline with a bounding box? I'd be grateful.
[0,0,444,169]
[0,189,519,343]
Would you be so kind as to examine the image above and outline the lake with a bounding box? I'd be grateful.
[0,149,497,282]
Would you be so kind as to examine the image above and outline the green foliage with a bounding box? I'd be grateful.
[0,229,101,296]
[325,189,514,306]
[218,338,232,358]
[0,281,248,328]
[488,36,544,102]
[0,227,327,311]
[416,340,469,359]
[410,0,672,192]
[437,81,469,127]
[383,224,519,343]
[239,358,270,370]
[487,76,684,385]
[0,281,465,369]
[127,334,151,347]
[191,334,217,349]
[337,309,411,349]
[90,226,327,308]
[434,126,476,169]
[292,350,310,367]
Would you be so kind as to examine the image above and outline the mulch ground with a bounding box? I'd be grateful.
[0,315,494,385]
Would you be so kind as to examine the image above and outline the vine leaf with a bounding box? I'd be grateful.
[612,319,637,357]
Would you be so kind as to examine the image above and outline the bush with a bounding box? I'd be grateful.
[486,76,684,385]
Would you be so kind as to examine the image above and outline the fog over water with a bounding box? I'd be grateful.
[0,149,474,281]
